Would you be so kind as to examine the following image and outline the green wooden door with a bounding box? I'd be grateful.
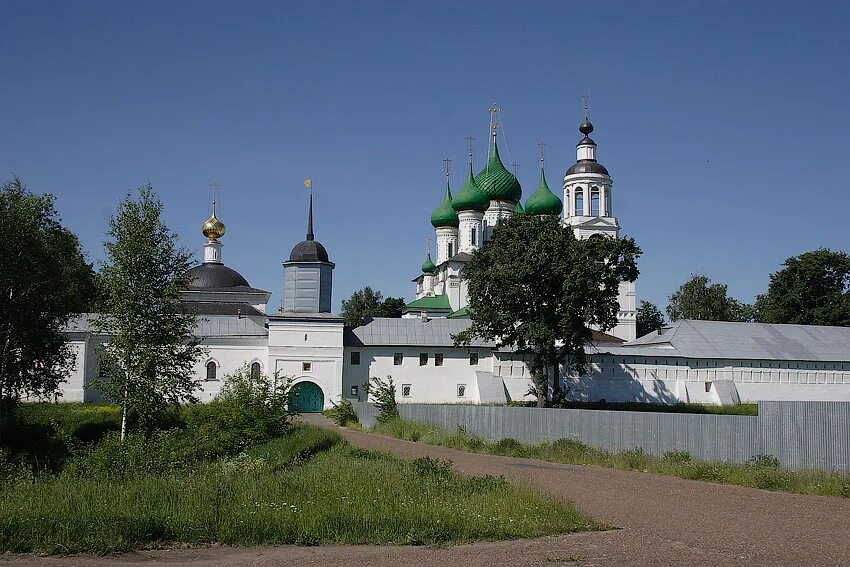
[291,381,324,413]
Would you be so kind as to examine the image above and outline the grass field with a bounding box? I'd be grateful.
[0,404,600,554]
[372,418,850,498]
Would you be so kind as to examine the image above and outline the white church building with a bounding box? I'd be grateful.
[62,110,850,410]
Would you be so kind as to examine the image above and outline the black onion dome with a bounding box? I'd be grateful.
[579,118,594,136]
[566,161,610,175]
[289,239,329,262]
[185,263,250,289]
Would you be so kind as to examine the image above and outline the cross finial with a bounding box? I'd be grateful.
[443,158,452,179]
[209,182,221,215]
[466,136,476,164]
[538,141,547,166]
[582,94,590,119]
[490,102,501,139]
[511,162,520,175]
[426,237,432,256]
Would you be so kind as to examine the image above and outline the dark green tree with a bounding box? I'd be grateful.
[636,300,666,337]
[92,185,203,441]
[454,215,640,407]
[667,274,753,322]
[0,178,95,437]
[755,249,850,326]
[340,286,405,327]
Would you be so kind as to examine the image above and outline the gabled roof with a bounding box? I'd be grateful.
[447,306,471,319]
[437,251,474,267]
[345,317,493,347]
[600,319,850,362]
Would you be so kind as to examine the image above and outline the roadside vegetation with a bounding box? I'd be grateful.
[0,373,599,554]
[371,418,850,498]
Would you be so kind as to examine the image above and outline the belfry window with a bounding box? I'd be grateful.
[205,361,217,381]
[575,192,584,216]
[471,227,477,246]
[591,188,600,216]
[447,242,454,258]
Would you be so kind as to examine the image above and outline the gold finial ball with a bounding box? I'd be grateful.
[202,214,226,239]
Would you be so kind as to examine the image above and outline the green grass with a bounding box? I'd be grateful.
[0,423,599,554]
[372,418,850,498]
[508,400,759,416]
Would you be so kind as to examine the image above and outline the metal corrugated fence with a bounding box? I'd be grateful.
[353,401,850,472]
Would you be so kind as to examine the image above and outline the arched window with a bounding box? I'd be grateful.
[470,226,477,246]
[250,362,261,380]
[591,187,600,216]
[575,191,584,216]
[447,242,454,258]
[205,361,217,381]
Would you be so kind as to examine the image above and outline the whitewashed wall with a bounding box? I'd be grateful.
[342,346,491,404]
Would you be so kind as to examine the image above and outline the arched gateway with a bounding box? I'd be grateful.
[290,381,324,413]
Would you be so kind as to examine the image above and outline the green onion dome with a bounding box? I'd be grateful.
[474,138,522,203]
[514,200,526,215]
[524,168,563,216]
[421,252,437,274]
[451,163,490,212]
[430,181,460,228]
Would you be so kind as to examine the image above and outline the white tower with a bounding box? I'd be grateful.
[562,116,619,239]
[562,112,635,341]
[451,138,488,254]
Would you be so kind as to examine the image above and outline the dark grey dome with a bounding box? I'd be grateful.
[579,118,594,136]
[289,239,329,262]
[577,136,596,146]
[566,160,610,176]
[185,263,250,289]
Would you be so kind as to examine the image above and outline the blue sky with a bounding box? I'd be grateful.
[2,1,849,314]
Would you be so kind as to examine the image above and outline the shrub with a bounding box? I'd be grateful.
[664,450,692,464]
[493,438,523,455]
[618,448,651,470]
[748,454,781,468]
[185,365,294,451]
[325,397,359,427]
[410,456,453,480]
[365,376,399,423]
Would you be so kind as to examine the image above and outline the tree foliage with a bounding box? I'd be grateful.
[667,274,753,322]
[755,249,850,326]
[92,185,203,440]
[340,286,406,327]
[364,375,399,423]
[454,215,640,406]
[636,300,666,337]
[0,178,95,423]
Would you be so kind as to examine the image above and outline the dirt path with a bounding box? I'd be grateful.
[7,415,850,566]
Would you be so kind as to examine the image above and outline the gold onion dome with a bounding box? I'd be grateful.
[202,213,226,240]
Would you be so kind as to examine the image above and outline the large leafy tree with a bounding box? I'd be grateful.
[93,185,203,440]
[340,286,405,327]
[455,215,640,407]
[636,300,666,337]
[755,249,850,326]
[667,274,753,322]
[0,178,95,435]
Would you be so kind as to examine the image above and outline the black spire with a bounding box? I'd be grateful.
[306,191,314,241]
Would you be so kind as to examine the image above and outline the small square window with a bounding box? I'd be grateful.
[457,384,466,397]
[705,382,712,393]
[302,362,312,372]
[435,353,444,366]
[394,353,403,366]
[350,351,360,365]
[469,353,479,366]
[419,353,428,366]
[402,384,412,397]
[350,385,358,397]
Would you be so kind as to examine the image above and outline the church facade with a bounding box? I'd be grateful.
[61,111,850,409]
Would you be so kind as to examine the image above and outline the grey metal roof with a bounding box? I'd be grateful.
[598,319,850,362]
[183,302,264,317]
[195,314,267,338]
[345,317,494,347]
[288,239,330,262]
[566,160,609,176]
[185,263,252,290]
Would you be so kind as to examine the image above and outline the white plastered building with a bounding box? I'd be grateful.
[60,112,850,409]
